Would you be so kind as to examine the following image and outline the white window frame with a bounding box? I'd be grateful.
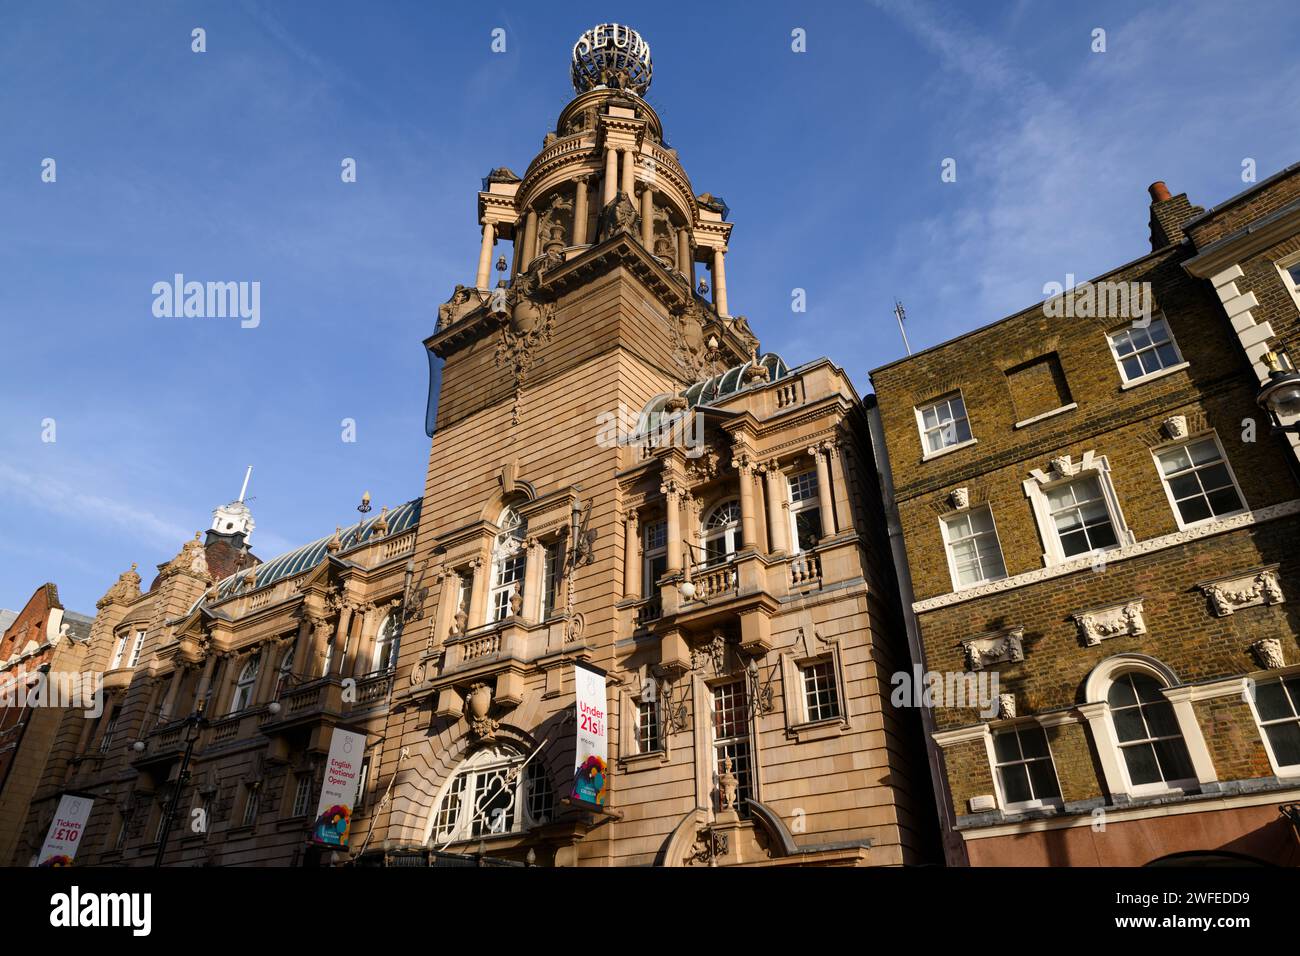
[229,655,260,714]
[634,696,662,754]
[1275,250,1300,313]
[701,500,741,565]
[426,745,554,845]
[799,658,842,724]
[915,391,975,459]
[127,629,146,668]
[1151,431,1247,531]
[642,519,667,597]
[488,508,526,624]
[710,678,755,815]
[539,540,563,620]
[1105,314,1189,388]
[786,471,822,555]
[371,613,399,673]
[989,721,1063,812]
[291,774,314,817]
[241,785,260,827]
[1244,673,1300,779]
[109,633,128,669]
[940,504,1008,590]
[1023,454,1131,567]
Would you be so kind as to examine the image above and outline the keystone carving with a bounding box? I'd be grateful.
[1162,415,1189,440]
[1072,600,1146,647]
[950,487,970,510]
[1198,567,1284,617]
[962,627,1024,671]
[1251,638,1286,670]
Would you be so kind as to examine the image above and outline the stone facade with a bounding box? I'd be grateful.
[871,175,1300,867]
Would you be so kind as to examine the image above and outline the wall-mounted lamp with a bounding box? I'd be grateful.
[1258,348,1300,433]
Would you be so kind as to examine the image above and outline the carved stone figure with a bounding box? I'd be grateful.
[1252,638,1286,669]
[437,284,480,331]
[597,192,639,241]
[718,756,739,811]
[466,683,498,738]
[97,563,142,609]
[950,487,971,510]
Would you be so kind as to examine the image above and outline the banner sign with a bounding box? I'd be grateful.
[571,663,608,807]
[35,793,95,867]
[311,728,365,847]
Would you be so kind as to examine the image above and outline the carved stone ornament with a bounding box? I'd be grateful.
[1162,415,1189,441]
[950,487,970,510]
[1072,600,1146,647]
[97,563,142,609]
[685,827,728,866]
[997,693,1016,720]
[1199,567,1284,617]
[962,627,1025,671]
[437,284,483,331]
[1251,638,1286,670]
[718,756,739,811]
[160,533,211,581]
[597,191,639,242]
[493,271,556,424]
[508,582,523,617]
[466,683,498,739]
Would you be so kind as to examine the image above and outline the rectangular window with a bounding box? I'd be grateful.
[114,809,132,851]
[1006,353,1073,424]
[800,659,841,723]
[241,786,260,827]
[154,801,171,843]
[540,542,563,620]
[1046,475,1119,557]
[291,775,314,817]
[109,634,127,669]
[1251,676,1300,771]
[992,725,1062,808]
[916,393,973,455]
[787,470,822,553]
[711,680,753,816]
[942,506,1007,588]
[635,698,662,753]
[1108,316,1183,384]
[643,520,667,598]
[1155,436,1245,527]
[127,629,146,667]
[98,706,120,753]
[1275,255,1300,310]
[490,553,525,623]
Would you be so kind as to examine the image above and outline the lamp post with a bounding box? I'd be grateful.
[153,701,206,868]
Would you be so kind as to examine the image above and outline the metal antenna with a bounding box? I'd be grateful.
[238,465,253,502]
[894,300,912,356]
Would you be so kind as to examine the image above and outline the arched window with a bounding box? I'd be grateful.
[1105,671,1196,791]
[428,746,554,845]
[371,613,399,674]
[274,641,296,698]
[489,508,527,623]
[229,654,261,714]
[702,500,741,565]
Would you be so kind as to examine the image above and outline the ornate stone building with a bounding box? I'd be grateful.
[370,24,934,867]
[870,172,1300,866]
[2,24,934,868]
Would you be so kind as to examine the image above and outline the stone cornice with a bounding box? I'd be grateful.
[1184,199,1300,277]
[913,500,1300,613]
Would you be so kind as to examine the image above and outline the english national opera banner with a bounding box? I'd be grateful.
[34,793,95,867]
[310,728,365,847]
[571,663,608,807]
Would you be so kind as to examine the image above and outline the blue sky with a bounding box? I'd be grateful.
[2,0,1297,614]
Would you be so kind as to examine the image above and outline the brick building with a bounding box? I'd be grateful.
[870,171,1300,866]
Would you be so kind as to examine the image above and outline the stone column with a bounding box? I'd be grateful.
[158,666,184,721]
[826,440,852,535]
[475,222,495,289]
[603,146,619,205]
[572,175,590,245]
[466,558,487,628]
[639,186,654,248]
[620,147,636,198]
[762,463,789,554]
[733,453,758,549]
[676,228,690,276]
[522,538,545,621]
[308,615,332,677]
[623,510,641,598]
[810,443,837,535]
[253,644,278,703]
[712,247,729,315]
[353,608,378,678]
[661,480,682,573]
[331,606,355,677]
[193,655,218,711]
[521,210,538,270]
[433,572,459,645]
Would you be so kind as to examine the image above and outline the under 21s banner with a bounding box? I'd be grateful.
[311,728,365,847]
[571,663,608,806]
[35,793,95,867]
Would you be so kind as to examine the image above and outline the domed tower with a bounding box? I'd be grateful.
[437,22,758,398]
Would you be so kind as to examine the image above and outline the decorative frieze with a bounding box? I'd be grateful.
[1197,565,1284,617]
[1251,638,1286,670]
[1072,599,1146,647]
[962,627,1024,671]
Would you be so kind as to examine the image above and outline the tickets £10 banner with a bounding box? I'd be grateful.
[571,664,608,806]
[311,728,365,847]
[35,793,94,866]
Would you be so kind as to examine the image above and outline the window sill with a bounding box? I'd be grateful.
[789,717,848,743]
[950,573,1009,593]
[619,750,670,772]
[921,437,978,462]
[1169,508,1248,534]
[1119,361,1189,390]
[1013,403,1077,429]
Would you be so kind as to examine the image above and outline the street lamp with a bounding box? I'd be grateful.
[1257,349,1300,433]
[153,699,206,868]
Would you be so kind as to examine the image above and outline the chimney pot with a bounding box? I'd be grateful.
[1148,181,1172,203]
